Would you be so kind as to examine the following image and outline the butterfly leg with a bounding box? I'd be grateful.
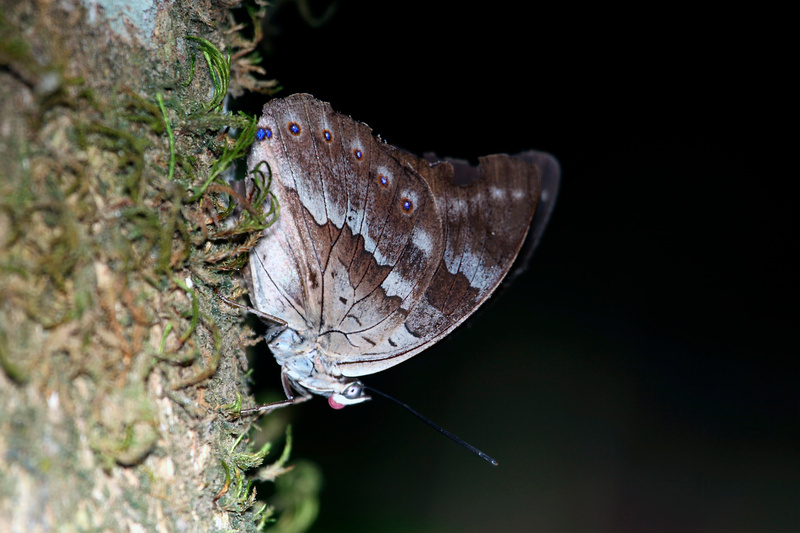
[239,370,311,415]
[216,290,288,330]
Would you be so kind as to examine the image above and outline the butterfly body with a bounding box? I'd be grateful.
[245,94,559,409]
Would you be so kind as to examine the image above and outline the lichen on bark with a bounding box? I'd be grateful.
[0,1,317,531]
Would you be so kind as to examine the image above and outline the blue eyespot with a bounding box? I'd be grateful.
[354,149,363,160]
[379,174,389,187]
[256,127,272,141]
[323,130,332,142]
[288,122,301,135]
[402,198,413,212]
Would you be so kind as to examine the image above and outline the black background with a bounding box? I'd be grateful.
[234,2,796,532]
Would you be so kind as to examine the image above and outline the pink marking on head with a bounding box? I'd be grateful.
[328,396,345,410]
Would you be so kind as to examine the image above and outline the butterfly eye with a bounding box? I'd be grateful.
[343,381,363,399]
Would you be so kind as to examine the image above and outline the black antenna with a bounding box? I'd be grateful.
[364,386,498,466]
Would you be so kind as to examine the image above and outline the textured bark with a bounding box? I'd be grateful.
[0,1,315,531]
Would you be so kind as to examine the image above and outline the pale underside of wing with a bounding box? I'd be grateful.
[247,94,542,377]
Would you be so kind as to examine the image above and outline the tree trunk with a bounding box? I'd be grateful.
[0,1,316,531]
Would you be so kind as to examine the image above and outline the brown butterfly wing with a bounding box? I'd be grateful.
[247,94,550,378]
[248,94,443,343]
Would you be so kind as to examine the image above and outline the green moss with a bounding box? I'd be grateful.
[1,4,311,530]
[185,36,232,113]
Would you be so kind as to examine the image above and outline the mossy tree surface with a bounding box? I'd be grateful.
[0,2,318,531]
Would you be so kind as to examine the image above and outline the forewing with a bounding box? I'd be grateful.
[248,94,443,340]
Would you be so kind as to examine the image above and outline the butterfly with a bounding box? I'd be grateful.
[241,93,559,412]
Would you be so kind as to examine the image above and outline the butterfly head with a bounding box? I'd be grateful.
[270,328,370,408]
